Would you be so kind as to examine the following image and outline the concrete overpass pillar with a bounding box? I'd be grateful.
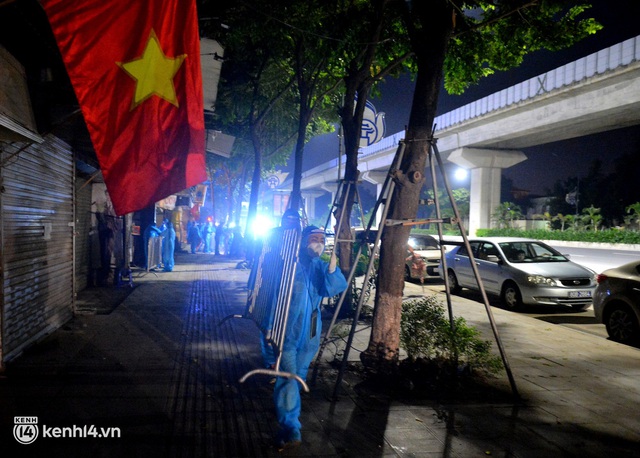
[447,147,527,236]
[301,190,324,223]
[361,171,387,229]
[320,182,339,229]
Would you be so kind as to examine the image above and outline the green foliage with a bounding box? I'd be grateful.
[481,201,640,243]
[626,203,640,217]
[400,296,503,375]
[444,2,602,94]
[551,213,573,231]
[477,227,640,245]
[491,202,523,228]
[408,188,471,234]
[581,205,602,232]
[353,251,371,278]
[625,203,640,230]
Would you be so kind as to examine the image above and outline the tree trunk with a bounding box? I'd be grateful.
[246,132,263,239]
[226,168,234,224]
[234,164,248,228]
[361,1,454,371]
[290,101,312,213]
[335,83,373,316]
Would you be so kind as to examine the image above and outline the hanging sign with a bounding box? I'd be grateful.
[359,100,385,147]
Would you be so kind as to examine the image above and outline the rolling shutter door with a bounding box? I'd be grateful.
[0,135,74,362]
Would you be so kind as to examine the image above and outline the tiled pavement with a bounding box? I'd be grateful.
[1,252,640,457]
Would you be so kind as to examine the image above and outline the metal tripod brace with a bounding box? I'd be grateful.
[307,176,370,383]
[309,141,408,390]
[314,131,520,400]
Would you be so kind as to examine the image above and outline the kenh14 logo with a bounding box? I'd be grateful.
[14,416,39,445]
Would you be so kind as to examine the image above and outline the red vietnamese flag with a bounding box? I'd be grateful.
[41,0,207,215]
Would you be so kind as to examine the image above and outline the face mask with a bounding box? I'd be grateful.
[307,242,325,257]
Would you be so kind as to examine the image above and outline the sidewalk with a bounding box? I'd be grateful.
[1,252,639,457]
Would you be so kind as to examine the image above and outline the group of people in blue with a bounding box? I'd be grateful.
[142,218,176,272]
[142,216,244,273]
[187,218,229,255]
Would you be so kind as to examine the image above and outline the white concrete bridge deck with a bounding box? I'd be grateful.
[287,35,640,235]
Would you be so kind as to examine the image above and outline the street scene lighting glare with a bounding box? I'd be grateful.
[454,168,468,181]
[251,214,275,237]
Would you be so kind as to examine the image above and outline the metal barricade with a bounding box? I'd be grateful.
[147,236,163,271]
[222,227,308,390]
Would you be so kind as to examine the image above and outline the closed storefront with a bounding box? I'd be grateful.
[0,135,74,364]
[74,176,92,293]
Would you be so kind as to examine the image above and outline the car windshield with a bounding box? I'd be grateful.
[498,241,567,263]
[409,236,439,250]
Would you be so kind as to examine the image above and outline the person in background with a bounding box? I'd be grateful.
[202,218,214,253]
[230,226,244,257]
[273,225,347,449]
[406,244,427,283]
[187,218,201,254]
[161,219,176,272]
[214,222,224,255]
[225,226,235,256]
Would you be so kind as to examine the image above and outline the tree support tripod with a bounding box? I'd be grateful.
[312,131,520,400]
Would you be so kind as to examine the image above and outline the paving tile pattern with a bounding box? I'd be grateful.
[0,253,639,457]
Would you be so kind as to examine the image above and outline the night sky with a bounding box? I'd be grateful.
[303,0,640,196]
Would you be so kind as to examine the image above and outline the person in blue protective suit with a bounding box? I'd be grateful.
[161,219,176,272]
[214,222,224,255]
[202,218,214,253]
[274,225,347,449]
[187,219,201,254]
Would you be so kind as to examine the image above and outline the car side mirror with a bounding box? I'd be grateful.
[486,255,501,263]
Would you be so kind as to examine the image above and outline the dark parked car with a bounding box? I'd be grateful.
[593,260,640,344]
[441,237,597,310]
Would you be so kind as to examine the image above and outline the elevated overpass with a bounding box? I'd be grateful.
[286,34,640,235]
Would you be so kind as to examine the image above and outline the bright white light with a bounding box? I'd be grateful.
[251,214,275,237]
[454,168,468,181]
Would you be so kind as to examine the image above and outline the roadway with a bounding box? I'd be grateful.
[402,244,640,348]
[548,243,640,274]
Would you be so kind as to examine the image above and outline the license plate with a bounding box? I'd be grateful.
[569,290,592,298]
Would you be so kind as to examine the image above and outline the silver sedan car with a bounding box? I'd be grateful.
[441,237,597,311]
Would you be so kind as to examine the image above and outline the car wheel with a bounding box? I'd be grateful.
[605,305,640,344]
[447,269,461,294]
[501,282,523,311]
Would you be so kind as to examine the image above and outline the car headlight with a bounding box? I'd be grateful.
[527,275,558,286]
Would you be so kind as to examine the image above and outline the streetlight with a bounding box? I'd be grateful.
[454,167,469,182]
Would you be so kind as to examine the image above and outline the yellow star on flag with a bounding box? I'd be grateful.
[118,29,186,108]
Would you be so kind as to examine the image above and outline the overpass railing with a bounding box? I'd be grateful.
[434,34,640,131]
[298,35,640,180]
